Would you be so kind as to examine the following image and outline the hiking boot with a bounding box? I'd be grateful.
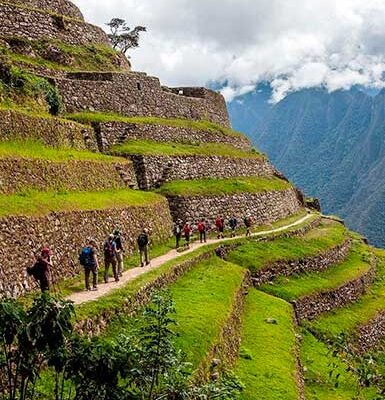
[140,263,144,268]
[115,278,119,282]
[92,287,98,291]
[146,261,150,266]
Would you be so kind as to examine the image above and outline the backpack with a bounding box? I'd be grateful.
[137,233,148,248]
[183,225,190,235]
[79,247,93,267]
[104,240,115,258]
[174,224,181,235]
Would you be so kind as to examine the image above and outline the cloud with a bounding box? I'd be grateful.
[73,0,385,102]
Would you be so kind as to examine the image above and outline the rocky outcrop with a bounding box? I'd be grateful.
[167,188,302,225]
[0,109,97,150]
[55,72,230,127]
[131,154,275,190]
[0,2,109,46]
[0,198,172,297]
[252,238,351,284]
[0,158,137,194]
[293,258,377,322]
[93,121,251,152]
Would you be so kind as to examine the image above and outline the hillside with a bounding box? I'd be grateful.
[233,86,385,247]
[1,1,385,399]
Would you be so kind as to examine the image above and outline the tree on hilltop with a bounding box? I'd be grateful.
[107,18,146,56]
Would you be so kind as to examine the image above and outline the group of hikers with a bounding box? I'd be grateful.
[173,215,254,249]
[27,214,254,294]
[27,228,151,293]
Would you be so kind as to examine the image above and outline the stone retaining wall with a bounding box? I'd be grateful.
[167,188,303,225]
[0,158,137,194]
[0,199,172,297]
[354,311,385,353]
[131,154,275,190]
[0,110,97,150]
[293,258,377,322]
[0,2,109,46]
[55,72,230,127]
[252,238,351,284]
[18,0,84,20]
[94,121,251,152]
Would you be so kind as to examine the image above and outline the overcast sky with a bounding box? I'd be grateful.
[73,0,385,102]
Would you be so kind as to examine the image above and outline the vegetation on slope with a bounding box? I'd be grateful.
[111,139,262,158]
[156,176,291,196]
[308,248,385,339]
[0,189,163,217]
[227,220,348,274]
[0,139,126,162]
[260,242,372,301]
[235,290,299,400]
[66,111,246,138]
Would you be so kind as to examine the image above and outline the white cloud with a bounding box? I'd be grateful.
[73,0,385,102]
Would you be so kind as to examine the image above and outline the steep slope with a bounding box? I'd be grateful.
[240,87,385,247]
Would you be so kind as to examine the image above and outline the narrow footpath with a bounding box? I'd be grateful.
[68,213,314,305]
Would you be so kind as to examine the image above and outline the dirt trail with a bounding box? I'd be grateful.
[67,213,314,305]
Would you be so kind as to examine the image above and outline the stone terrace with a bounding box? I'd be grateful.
[17,0,84,20]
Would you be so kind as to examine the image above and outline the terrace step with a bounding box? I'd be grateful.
[259,242,376,321]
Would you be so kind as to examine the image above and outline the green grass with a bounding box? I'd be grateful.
[307,249,385,339]
[66,112,246,139]
[235,290,299,400]
[0,139,126,162]
[227,220,348,274]
[0,189,163,217]
[110,139,261,158]
[301,330,376,399]
[259,242,372,302]
[156,176,291,197]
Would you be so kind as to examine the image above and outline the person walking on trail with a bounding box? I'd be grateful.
[113,229,124,277]
[79,239,99,291]
[215,216,225,239]
[229,216,238,237]
[197,219,207,243]
[183,222,192,248]
[27,248,53,293]
[137,228,150,267]
[104,234,118,283]
[244,215,253,237]
[173,219,183,249]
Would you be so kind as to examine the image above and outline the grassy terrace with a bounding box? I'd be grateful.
[66,112,246,139]
[301,330,376,400]
[260,242,372,302]
[235,290,299,400]
[0,139,126,162]
[227,220,348,274]
[308,249,385,339]
[0,189,162,217]
[156,176,291,196]
[110,139,262,158]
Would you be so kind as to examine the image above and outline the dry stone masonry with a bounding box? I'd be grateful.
[0,2,109,46]
[0,159,137,194]
[18,0,84,20]
[0,198,172,297]
[94,121,252,152]
[131,154,276,190]
[167,188,303,225]
[55,72,230,127]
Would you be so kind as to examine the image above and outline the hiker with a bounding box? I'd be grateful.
[137,228,150,267]
[104,234,118,283]
[197,219,207,243]
[113,229,124,277]
[27,249,52,293]
[173,219,184,249]
[244,215,253,237]
[183,222,192,248]
[215,216,225,239]
[79,239,99,291]
[228,216,238,237]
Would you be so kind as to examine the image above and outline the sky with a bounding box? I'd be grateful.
[73,0,385,102]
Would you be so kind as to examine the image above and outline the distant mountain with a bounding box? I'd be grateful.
[228,86,385,247]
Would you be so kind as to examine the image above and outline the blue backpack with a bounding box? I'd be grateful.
[79,246,93,267]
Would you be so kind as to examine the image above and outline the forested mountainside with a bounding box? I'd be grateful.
[230,86,385,247]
